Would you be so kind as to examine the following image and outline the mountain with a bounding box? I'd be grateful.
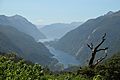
[0,24,56,65]
[0,32,21,53]
[36,25,45,29]
[0,15,46,41]
[39,22,82,39]
[53,10,120,65]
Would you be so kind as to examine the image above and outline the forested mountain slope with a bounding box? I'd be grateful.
[54,11,120,65]
[0,25,55,65]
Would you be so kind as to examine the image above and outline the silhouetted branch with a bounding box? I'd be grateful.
[91,43,93,49]
[95,33,106,50]
[87,33,108,68]
[87,44,92,50]
[94,53,107,67]
[87,43,94,50]
[96,47,108,52]
[102,33,106,39]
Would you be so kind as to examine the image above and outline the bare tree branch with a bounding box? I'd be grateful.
[94,33,106,51]
[95,33,106,50]
[102,33,106,39]
[91,43,93,49]
[96,47,108,52]
[94,53,107,67]
[87,43,94,50]
[87,33,108,68]
[87,44,92,50]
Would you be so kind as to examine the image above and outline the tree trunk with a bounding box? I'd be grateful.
[89,52,96,68]
[87,33,108,68]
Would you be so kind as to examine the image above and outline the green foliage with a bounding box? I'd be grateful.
[77,52,120,80]
[93,75,103,80]
[0,53,89,80]
[94,52,120,80]
[0,54,45,80]
[0,52,120,80]
[78,66,95,78]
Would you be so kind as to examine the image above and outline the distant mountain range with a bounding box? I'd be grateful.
[0,15,46,41]
[53,11,120,65]
[38,22,82,39]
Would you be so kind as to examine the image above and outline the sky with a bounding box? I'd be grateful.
[0,0,120,25]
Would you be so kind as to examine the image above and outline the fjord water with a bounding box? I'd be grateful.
[47,46,80,68]
[39,39,80,68]
[38,38,55,43]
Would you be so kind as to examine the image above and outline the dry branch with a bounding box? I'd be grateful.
[87,33,108,68]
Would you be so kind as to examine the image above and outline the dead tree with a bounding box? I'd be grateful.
[87,33,108,68]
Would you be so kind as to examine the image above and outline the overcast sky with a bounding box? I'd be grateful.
[0,0,120,25]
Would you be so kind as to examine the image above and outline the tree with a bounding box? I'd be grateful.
[87,33,108,68]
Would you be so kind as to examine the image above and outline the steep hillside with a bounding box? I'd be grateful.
[0,32,22,53]
[0,15,46,41]
[39,22,82,39]
[54,11,120,65]
[0,25,54,65]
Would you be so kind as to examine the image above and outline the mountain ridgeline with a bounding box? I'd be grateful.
[39,22,82,39]
[0,15,46,41]
[0,15,57,66]
[53,11,120,65]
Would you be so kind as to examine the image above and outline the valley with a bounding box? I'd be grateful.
[0,1,120,79]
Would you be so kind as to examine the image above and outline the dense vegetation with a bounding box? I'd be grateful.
[0,52,88,80]
[0,52,120,80]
